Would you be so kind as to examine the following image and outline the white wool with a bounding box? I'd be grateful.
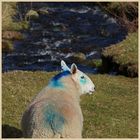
[21,60,95,138]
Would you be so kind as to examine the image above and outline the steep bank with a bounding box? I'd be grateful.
[101,32,138,77]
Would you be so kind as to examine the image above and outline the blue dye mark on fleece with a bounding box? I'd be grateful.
[48,71,71,88]
[52,71,71,81]
[80,77,87,85]
[43,105,65,133]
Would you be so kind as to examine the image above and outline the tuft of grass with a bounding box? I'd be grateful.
[2,40,14,53]
[2,2,29,52]
[2,2,17,31]
[2,2,29,31]
[2,71,138,138]
[3,21,29,31]
[93,59,102,68]
[9,21,29,31]
[19,21,29,30]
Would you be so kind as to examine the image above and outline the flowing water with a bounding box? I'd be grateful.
[2,3,127,73]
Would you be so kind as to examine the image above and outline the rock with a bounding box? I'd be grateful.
[38,8,49,15]
[69,52,86,63]
[73,52,86,60]
[25,10,39,21]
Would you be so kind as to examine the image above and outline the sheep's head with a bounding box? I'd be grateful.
[61,60,95,95]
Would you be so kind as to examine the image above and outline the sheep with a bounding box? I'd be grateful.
[21,60,95,138]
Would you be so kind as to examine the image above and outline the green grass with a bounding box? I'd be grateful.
[2,2,17,31]
[2,71,138,138]
[2,40,14,53]
[2,2,29,53]
[2,2,29,31]
[102,32,138,76]
[102,32,138,65]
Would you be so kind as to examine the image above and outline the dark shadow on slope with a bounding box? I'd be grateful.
[2,124,22,138]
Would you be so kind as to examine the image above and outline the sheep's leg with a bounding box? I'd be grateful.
[54,133,61,138]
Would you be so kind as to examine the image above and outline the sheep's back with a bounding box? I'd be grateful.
[21,89,83,138]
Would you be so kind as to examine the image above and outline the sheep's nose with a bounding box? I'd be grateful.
[91,87,95,91]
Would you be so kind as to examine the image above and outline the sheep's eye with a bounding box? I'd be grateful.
[81,76,85,79]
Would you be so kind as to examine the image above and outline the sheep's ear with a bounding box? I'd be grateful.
[71,63,77,74]
[61,60,70,71]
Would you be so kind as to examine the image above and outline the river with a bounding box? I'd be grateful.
[2,2,127,73]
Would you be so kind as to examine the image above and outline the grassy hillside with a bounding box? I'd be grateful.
[2,71,138,138]
[2,2,29,53]
[101,32,138,77]
[103,32,138,66]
